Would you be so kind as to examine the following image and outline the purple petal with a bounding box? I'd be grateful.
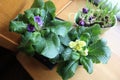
[27,24,35,32]
[89,16,93,21]
[82,8,88,14]
[79,20,85,26]
[34,16,43,27]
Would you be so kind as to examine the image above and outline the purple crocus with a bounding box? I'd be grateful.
[27,24,35,32]
[82,8,89,14]
[79,20,85,26]
[34,16,44,27]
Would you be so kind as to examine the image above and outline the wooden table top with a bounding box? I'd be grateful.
[17,0,120,80]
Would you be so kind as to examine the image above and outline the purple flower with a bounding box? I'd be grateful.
[27,24,35,32]
[34,16,44,26]
[82,8,88,14]
[79,20,85,26]
[89,16,93,21]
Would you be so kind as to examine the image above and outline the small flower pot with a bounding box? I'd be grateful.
[101,15,117,33]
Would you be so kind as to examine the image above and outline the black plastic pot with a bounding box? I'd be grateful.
[33,54,56,70]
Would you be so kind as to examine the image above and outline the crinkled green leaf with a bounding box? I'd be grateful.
[44,0,56,18]
[20,43,35,56]
[57,61,79,80]
[52,34,60,51]
[84,24,101,35]
[9,21,27,34]
[76,26,86,36]
[84,24,101,42]
[32,32,46,54]
[18,32,35,55]
[88,39,111,64]
[61,48,72,61]
[71,51,80,61]
[80,57,93,74]
[24,9,35,19]
[41,35,59,58]
[68,28,78,41]
[50,20,72,37]
[60,34,71,46]
[80,32,91,45]
[31,0,44,9]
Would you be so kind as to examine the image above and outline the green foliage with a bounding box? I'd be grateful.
[57,61,79,80]
[9,0,111,80]
[9,21,27,34]
[57,24,111,79]
[50,19,72,37]
[41,38,59,59]
[44,0,56,18]
[31,0,44,9]
[88,39,111,64]
[80,57,93,74]
[61,48,72,61]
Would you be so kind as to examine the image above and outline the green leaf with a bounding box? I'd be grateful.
[18,32,35,55]
[61,48,72,61]
[52,34,60,51]
[80,32,91,45]
[41,37,59,59]
[24,9,35,19]
[57,61,79,80]
[71,51,80,61]
[84,24,101,42]
[40,9,46,18]
[68,28,78,41]
[60,34,71,46]
[85,24,101,36]
[9,21,27,34]
[14,14,23,21]
[44,0,56,18]
[80,57,93,74]
[31,0,44,9]
[50,20,72,37]
[20,43,35,56]
[88,39,111,64]
[32,32,46,54]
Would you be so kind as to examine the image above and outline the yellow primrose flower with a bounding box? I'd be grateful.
[69,41,77,48]
[75,40,86,47]
[84,48,89,56]
[75,45,82,51]
[69,40,86,51]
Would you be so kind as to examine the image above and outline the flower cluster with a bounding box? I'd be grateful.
[27,16,43,32]
[69,40,88,56]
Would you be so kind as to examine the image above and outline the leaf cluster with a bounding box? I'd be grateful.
[9,0,72,59]
[57,24,111,80]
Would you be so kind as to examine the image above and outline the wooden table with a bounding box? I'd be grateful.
[0,0,120,80]
[17,0,120,80]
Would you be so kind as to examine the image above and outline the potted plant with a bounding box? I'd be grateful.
[9,0,72,68]
[74,0,119,32]
[56,24,111,80]
[9,0,111,80]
